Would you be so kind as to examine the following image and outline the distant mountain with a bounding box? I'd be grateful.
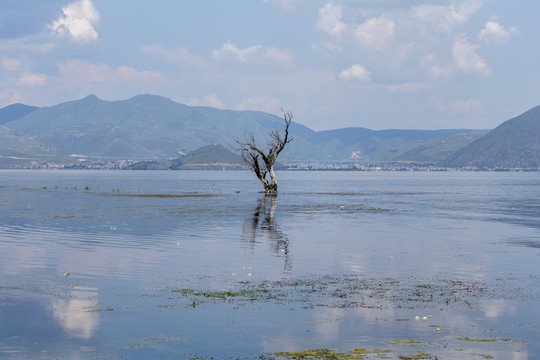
[0,103,39,125]
[440,106,540,169]
[5,94,307,159]
[129,145,245,170]
[2,94,487,164]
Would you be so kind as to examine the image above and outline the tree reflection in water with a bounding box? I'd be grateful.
[242,196,291,272]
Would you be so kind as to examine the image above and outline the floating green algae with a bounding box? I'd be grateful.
[273,347,391,359]
[100,193,218,198]
[128,335,183,350]
[398,352,433,360]
[272,347,432,360]
[388,340,423,345]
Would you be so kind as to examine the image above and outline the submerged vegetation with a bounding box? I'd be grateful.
[164,275,501,311]
[100,193,218,198]
[273,347,387,359]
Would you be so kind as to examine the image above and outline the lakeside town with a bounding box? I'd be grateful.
[8,158,538,172]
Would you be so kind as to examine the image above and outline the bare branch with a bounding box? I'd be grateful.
[233,108,294,195]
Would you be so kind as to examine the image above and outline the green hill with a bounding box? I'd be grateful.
[129,145,245,170]
[171,145,244,169]
[440,105,540,169]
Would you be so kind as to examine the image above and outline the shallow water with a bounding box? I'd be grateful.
[1,170,540,359]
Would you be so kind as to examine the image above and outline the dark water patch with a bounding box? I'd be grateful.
[509,238,540,249]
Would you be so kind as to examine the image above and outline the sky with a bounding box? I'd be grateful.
[0,0,539,131]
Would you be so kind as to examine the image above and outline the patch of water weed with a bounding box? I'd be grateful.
[48,214,100,219]
[84,306,137,312]
[470,353,493,359]
[388,340,423,345]
[99,193,219,198]
[163,275,531,311]
[272,347,430,359]
[288,204,391,215]
[168,287,280,307]
[274,348,364,359]
[455,337,523,343]
[19,187,46,192]
[397,352,434,360]
[128,335,183,350]
[307,191,430,197]
[309,192,369,196]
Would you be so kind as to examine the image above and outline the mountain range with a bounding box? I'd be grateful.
[0,94,538,169]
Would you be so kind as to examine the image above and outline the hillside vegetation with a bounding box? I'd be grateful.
[129,145,245,170]
[440,106,540,169]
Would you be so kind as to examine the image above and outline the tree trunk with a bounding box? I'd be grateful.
[265,166,278,195]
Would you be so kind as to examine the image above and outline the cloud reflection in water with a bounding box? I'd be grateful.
[50,287,99,339]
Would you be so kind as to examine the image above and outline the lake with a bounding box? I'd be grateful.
[1,170,539,359]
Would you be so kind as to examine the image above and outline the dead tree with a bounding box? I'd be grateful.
[235,108,293,196]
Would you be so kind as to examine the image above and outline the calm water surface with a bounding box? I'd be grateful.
[1,170,540,359]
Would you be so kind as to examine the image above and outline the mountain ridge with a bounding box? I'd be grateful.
[0,94,497,167]
[0,103,39,125]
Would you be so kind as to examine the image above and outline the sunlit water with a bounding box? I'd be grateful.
[1,170,540,359]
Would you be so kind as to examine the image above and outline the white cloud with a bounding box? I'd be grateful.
[263,0,309,13]
[453,34,491,76]
[318,41,341,52]
[433,97,483,113]
[0,88,22,107]
[412,1,484,33]
[55,59,162,96]
[116,65,162,81]
[51,289,99,339]
[315,3,347,38]
[2,58,22,71]
[420,54,453,80]
[58,59,108,84]
[212,41,294,67]
[236,96,282,114]
[262,47,296,68]
[187,94,225,109]
[338,64,371,82]
[355,16,395,49]
[15,72,48,87]
[478,21,519,44]
[212,41,262,62]
[49,0,100,42]
[448,98,483,113]
[385,82,433,93]
[141,45,204,67]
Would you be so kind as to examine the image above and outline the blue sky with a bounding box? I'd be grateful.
[0,0,538,130]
